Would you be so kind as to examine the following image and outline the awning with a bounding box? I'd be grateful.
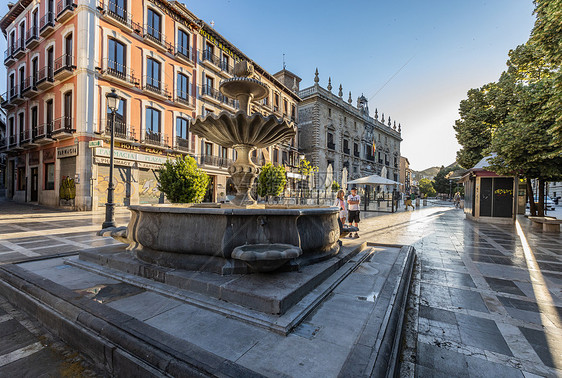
[348,174,402,186]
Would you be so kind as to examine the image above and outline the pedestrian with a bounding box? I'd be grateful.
[454,191,461,208]
[405,192,415,210]
[333,189,347,226]
[347,187,361,238]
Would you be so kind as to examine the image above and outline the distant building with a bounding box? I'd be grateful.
[0,0,299,209]
[297,69,402,186]
[399,156,411,194]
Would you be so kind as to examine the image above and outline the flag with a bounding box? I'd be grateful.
[372,140,376,155]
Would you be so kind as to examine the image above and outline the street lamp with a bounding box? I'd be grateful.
[102,89,121,229]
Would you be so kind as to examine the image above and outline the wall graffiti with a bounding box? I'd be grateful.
[139,169,164,204]
[96,167,133,207]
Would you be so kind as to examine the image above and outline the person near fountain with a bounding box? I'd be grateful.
[347,187,361,238]
[334,190,348,226]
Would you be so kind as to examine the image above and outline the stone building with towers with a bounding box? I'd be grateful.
[297,69,403,187]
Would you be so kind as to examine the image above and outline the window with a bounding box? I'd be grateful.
[274,93,279,110]
[65,33,73,66]
[18,113,24,140]
[176,117,189,139]
[32,57,38,86]
[146,8,161,41]
[327,132,334,148]
[31,107,38,134]
[221,54,229,71]
[9,74,15,98]
[46,99,53,128]
[291,104,295,119]
[45,163,55,190]
[177,73,189,100]
[19,23,25,49]
[108,38,126,74]
[205,43,214,60]
[146,107,161,134]
[19,66,25,93]
[177,29,190,58]
[343,139,349,153]
[283,99,288,115]
[221,146,228,160]
[273,149,278,164]
[328,108,331,117]
[108,0,126,20]
[108,98,126,136]
[64,91,72,127]
[146,58,161,89]
[47,47,54,79]
[17,167,26,191]
[9,31,15,51]
[204,75,213,95]
[205,142,213,156]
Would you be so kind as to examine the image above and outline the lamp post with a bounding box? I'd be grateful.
[102,89,121,229]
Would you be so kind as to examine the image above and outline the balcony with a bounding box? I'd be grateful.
[51,117,75,140]
[366,154,375,162]
[354,151,360,158]
[143,130,169,148]
[20,129,38,148]
[102,119,136,142]
[21,76,39,98]
[1,91,15,110]
[200,154,232,168]
[34,123,54,144]
[57,0,77,22]
[99,0,135,32]
[101,59,138,87]
[9,85,25,106]
[220,61,234,75]
[4,48,15,66]
[39,12,56,37]
[175,137,195,154]
[174,45,194,65]
[13,37,26,59]
[143,25,173,53]
[10,134,23,151]
[0,137,7,151]
[26,26,40,49]
[36,66,55,90]
[201,50,221,67]
[54,54,75,80]
[343,147,350,155]
[142,78,170,100]
[173,91,191,109]
[200,85,238,109]
[327,141,335,150]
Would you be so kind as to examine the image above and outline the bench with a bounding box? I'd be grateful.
[528,216,562,232]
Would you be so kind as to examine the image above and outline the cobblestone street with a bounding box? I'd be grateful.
[0,199,560,376]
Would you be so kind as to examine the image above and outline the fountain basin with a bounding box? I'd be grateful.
[232,243,302,272]
[126,205,340,274]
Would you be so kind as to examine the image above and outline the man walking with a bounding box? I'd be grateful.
[347,187,361,238]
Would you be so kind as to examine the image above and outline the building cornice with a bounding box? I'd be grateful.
[0,0,33,35]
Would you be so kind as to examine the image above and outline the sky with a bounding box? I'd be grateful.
[0,0,537,171]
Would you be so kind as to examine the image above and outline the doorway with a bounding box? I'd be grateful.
[31,167,38,202]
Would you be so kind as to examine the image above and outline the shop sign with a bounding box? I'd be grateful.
[199,28,241,61]
[94,147,170,165]
[138,162,162,170]
[29,151,40,166]
[94,156,135,167]
[57,145,79,159]
[89,140,104,148]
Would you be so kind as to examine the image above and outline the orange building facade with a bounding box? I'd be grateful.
[0,0,300,210]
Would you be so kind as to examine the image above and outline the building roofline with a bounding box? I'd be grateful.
[1,0,33,35]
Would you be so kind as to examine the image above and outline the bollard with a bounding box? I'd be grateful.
[423,198,427,206]
[416,198,420,208]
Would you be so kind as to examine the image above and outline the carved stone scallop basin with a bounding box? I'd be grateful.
[232,243,302,273]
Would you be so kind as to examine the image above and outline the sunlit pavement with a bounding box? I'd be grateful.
[360,201,561,377]
[0,199,560,376]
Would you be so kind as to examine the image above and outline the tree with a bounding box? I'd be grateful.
[298,157,319,177]
[331,181,340,192]
[432,165,462,195]
[157,156,209,203]
[257,163,287,199]
[418,178,436,197]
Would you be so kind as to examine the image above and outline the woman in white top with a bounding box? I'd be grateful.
[334,189,347,225]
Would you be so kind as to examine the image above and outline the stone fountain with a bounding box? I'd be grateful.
[103,61,341,275]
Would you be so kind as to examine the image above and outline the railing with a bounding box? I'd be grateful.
[34,123,54,140]
[202,50,221,66]
[4,49,13,63]
[366,154,375,161]
[327,141,335,150]
[100,0,135,29]
[14,37,25,53]
[385,160,389,166]
[26,26,39,43]
[175,45,193,62]
[104,119,135,140]
[52,116,74,133]
[21,76,37,93]
[20,129,31,144]
[343,147,350,155]
[175,136,194,153]
[102,59,138,85]
[8,85,19,101]
[39,12,55,32]
[37,66,54,84]
[174,90,190,106]
[200,154,232,168]
[354,151,360,158]
[144,130,168,147]
[143,77,170,98]
[143,24,173,51]
[8,135,17,147]
[0,137,7,149]
[201,85,221,101]
[54,54,74,73]
[220,61,234,75]
[57,0,76,16]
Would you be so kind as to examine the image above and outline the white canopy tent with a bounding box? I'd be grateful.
[348,174,402,186]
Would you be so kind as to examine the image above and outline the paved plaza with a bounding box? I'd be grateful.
[0,199,560,376]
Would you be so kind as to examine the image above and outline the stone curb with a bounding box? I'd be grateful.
[0,264,265,378]
[338,244,415,377]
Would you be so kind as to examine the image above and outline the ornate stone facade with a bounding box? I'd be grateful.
[298,70,402,186]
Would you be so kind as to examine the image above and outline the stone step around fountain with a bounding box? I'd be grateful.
[0,243,415,377]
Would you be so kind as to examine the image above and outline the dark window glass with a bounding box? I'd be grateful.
[108,0,126,19]
[147,9,161,40]
[64,92,72,119]
[108,38,125,73]
[177,73,189,99]
[177,29,189,57]
[31,107,37,128]
[205,142,212,156]
[45,163,55,190]
[146,107,160,133]
[146,58,160,88]
[176,117,188,139]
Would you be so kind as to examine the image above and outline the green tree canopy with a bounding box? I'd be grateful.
[257,163,287,198]
[432,165,462,194]
[157,156,209,203]
[418,178,436,197]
